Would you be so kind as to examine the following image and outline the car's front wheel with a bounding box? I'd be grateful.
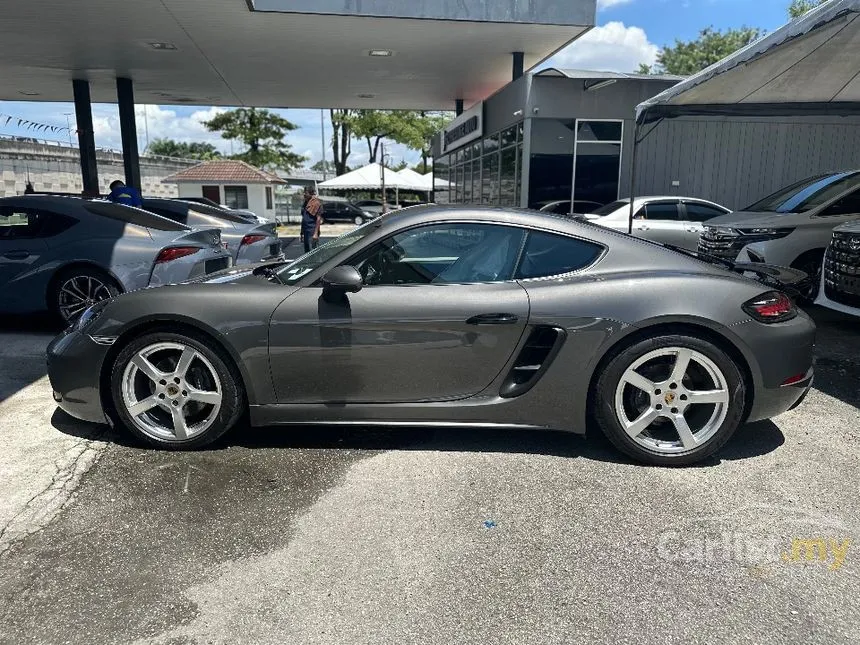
[594,334,745,466]
[110,332,244,449]
[354,214,365,225]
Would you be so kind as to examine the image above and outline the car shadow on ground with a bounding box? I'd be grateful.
[803,305,860,412]
[51,408,786,467]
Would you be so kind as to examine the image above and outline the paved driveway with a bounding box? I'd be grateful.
[0,308,858,645]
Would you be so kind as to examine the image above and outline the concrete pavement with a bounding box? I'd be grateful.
[0,308,858,644]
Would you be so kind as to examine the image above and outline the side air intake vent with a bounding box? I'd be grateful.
[499,326,566,398]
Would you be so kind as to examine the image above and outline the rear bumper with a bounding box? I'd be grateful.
[734,309,817,422]
[746,371,813,423]
[46,328,110,424]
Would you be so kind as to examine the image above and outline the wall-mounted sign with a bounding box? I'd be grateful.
[442,102,483,152]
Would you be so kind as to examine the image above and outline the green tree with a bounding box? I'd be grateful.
[398,111,452,173]
[147,138,221,160]
[642,26,763,76]
[788,0,827,17]
[329,109,355,176]
[203,108,304,172]
[310,159,340,173]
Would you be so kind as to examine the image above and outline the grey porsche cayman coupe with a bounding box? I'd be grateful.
[47,206,815,465]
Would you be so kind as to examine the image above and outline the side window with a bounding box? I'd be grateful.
[0,208,76,239]
[820,190,860,217]
[515,231,603,280]
[684,203,728,222]
[347,223,525,286]
[643,202,681,221]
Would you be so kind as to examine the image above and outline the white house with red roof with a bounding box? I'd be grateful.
[163,160,286,219]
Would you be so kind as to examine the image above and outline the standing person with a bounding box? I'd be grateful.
[106,180,143,207]
[301,186,324,253]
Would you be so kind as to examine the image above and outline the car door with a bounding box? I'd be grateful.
[632,201,686,247]
[0,207,53,310]
[680,201,730,251]
[268,222,530,403]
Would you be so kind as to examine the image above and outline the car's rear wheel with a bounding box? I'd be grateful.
[110,332,244,449]
[594,334,745,466]
[51,266,119,325]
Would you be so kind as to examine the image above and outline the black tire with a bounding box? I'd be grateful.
[50,266,120,325]
[593,333,745,466]
[354,215,365,225]
[110,331,244,449]
[791,251,824,303]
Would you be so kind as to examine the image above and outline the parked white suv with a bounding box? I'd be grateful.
[698,171,860,296]
[581,196,731,250]
[815,221,860,316]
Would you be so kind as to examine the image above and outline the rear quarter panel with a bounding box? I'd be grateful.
[515,269,777,432]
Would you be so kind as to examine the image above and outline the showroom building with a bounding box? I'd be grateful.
[431,69,682,210]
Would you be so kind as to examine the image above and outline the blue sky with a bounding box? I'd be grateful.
[0,0,803,168]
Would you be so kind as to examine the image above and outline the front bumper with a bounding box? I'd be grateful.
[46,328,111,424]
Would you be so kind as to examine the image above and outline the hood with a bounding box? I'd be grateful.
[704,211,805,229]
[832,220,860,234]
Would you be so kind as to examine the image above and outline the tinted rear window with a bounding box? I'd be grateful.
[144,200,250,225]
[591,200,629,216]
[85,201,189,231]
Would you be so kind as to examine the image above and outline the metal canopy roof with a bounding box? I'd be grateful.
[0,0,594,110]
[636,0,860,123]
[537,68,684,83]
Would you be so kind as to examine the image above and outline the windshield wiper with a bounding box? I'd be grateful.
[254,263,284,284]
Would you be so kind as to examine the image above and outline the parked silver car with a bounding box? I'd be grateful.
[141,199,282,265]
[0,196,231,323]
[581,196,732,251]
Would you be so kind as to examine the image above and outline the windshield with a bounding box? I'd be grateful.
[275,222,379,284]
[590,199,630,216]
[743,172,860,213]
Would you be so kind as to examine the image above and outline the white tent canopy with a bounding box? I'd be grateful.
[397,167,450,191]
[317,162,424,191]
[636,0,860,123]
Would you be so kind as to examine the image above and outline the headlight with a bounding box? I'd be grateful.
[705,226,739,237]
[76,300,108,330]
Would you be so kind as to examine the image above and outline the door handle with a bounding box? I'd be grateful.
[466,313,519,325]
[3,250,30,260]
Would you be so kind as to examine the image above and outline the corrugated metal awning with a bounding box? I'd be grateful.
[636,0,860,123]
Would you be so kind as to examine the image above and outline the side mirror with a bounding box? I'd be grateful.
[321,265,363,294]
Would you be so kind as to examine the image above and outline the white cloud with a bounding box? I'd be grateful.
[542,21,658,73]
[597,0,634,8]
[91,104,230,153]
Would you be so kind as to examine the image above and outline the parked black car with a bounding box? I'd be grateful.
[321,200,377,225]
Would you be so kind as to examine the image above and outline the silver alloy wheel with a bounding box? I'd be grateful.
[121,341,223,442]
[613,347,730,454]
[354,215,364,225]
[58,275,112,322]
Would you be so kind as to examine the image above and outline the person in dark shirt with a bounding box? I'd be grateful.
[300,186,324,253]
[107,180,143,207]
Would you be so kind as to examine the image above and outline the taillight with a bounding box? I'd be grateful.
[155,246,200,263]
[742,291,796,323]
[240,234,267,246]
